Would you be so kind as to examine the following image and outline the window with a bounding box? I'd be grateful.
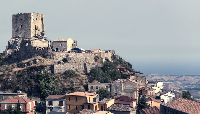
[106,86,108,90]
[48,101,52,106]
[93,98,96,102]
[115,86,117,90]
[82,105,84,110]
[36,18,37,20]
[12,104,15,109]
[91,86,93,90]
[68,105,70,110]
[76,106,78,110]
[20,25,22,28]
[88,105,90,109]
[76,97,77,102]
[60,44,62,46]
[96,86,98,89]
[20,104,22,110]
[59,101,63,106]
[5,104,7,109]
[89,97,90,102]
[69,97,70,101]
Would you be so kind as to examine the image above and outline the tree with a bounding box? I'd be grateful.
[182,91,194,100]
[64,70,77,78]
[96,88,112,100]
[38,69,60,100]
[136,95,150,114]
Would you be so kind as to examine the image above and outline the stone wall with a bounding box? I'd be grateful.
[12,13,31,38]
[12,12,45,39]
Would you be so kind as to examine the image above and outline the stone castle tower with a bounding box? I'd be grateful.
[12,12,45,39]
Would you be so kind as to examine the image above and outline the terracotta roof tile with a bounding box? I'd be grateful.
[115,95,137,102]
[107,104,135,111]
[1,97,33,103]
[163,98,200,114]
[46,95,65,99]
[141,106,160,114]
[65,92,96,96]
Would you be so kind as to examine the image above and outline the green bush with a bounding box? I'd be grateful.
[64,70,77,78]
[62,58,68,63]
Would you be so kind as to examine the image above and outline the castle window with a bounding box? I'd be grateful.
[96,86,98,89]
[60,44,62,46]
[20,25,22,28]
[91,86,93,90]
[36,18,37,20]
[115,86,117,90]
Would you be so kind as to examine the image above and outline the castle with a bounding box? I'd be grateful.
[3,12,114,74]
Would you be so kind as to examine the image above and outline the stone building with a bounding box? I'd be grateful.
[52,38,77,52]
[12,12,45,39]
[88,82,111,93]
[111,79,138,100]
[4,12,49,56]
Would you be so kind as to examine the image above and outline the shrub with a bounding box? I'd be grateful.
[62,58,68,63]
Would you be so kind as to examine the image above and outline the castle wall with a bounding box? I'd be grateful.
[30,13,45,38]
[12,13,31,38]
[12,13,45,39]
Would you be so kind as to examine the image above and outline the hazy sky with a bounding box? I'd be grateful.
[1,0,200,75]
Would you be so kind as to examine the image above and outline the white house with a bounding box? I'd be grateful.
[46,95,66,114]
[160,92,175,103]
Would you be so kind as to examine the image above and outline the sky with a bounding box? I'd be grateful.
[0,0,200,75]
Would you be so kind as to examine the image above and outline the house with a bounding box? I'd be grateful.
[160,92,175,103]
[146,87,156,97]
[114,95,137,108]
[140,106,160,114]
[148,81,163,93]
[0,91,27,102]
[45,95,65,114]
[160,98,200,114]
[0,97,35,114]
[146,97,162,109]
[111,79,138,100]
[65,92,99,114]
[52,38,77,52]
[88,82,111,93]
[106,104,136,114]
[98,98,115,111]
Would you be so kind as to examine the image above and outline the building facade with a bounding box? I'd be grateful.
[65,92,99,114]
[88,82,111,93]
[0,97,35,114]
[45,95,66,114]
[52,38,77,52]
[111,79,138,100]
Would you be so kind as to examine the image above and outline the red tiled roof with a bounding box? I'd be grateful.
[66,92,96,96]
[163,98,200,114]
[115,95,137,102]
[141,106,160,114]
[1,97,33,103]
[46,95,65,99]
